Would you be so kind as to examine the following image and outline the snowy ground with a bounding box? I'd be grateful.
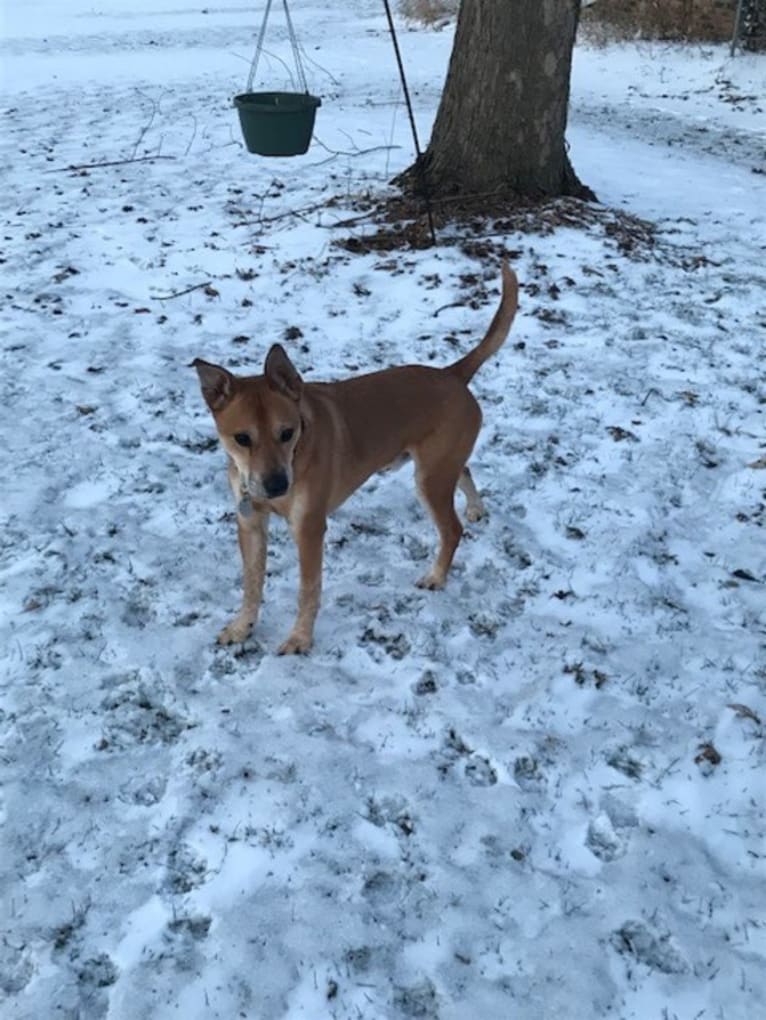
[2,2,765,1018]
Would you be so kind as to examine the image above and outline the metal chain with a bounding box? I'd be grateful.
[246,0,273,92]
[282,0,309,93]
[246,0,309,94]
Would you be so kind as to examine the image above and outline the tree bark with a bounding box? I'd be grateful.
[397,0,593,202]
[742,0,766,50]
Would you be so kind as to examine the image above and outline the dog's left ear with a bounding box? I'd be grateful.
[192,358,236,412]
[264,344,303,401]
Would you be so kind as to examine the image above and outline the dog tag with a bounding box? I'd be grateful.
[237,495,254,518]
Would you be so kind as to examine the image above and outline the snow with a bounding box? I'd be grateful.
[1,1,765,1018]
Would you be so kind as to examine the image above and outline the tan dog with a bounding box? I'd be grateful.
[193,262,519,654]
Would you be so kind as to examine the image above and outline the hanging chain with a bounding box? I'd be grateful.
[246,0,273,92]
[282,0,309,93]
[246,0,309,94]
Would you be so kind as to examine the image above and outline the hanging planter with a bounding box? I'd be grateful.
[234,92,321,157]
[235,0,321,157]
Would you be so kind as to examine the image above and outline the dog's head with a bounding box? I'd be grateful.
[193,344,303,502]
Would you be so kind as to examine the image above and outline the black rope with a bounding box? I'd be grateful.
[382,0,437,247]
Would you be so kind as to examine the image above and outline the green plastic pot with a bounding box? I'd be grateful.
[234,91,321,157]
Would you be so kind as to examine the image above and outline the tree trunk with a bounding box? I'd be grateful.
[398,0,592,201]
[742,0,766,50]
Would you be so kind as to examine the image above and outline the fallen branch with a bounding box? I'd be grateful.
[433,301,464,318]
[308,142,401,166]
[233,200,329,228]
[326,188,518,231]
[155,281,212,301]
[45,155,177,173]
[323,209,378,229]
[131,89,161,161]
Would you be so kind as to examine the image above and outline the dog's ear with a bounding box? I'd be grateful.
[264,344,303,401]
[192,358,236,412]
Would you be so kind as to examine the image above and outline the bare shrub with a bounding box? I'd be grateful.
[398,0,458,27]
[580,0,737,44]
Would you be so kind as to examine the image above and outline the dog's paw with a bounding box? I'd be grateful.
[217,617,254,645]
[465,504,486,523]
[416,572,446,591]
[277,632,312,656]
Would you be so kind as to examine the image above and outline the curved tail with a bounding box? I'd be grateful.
[447,262,519,384]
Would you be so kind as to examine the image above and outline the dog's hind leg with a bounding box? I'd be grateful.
[412,400,481,590]
[414,468,464,590]
[458,466,486,522]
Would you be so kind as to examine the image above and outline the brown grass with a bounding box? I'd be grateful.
[581,0,737,44]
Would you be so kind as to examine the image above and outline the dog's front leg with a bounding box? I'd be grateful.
[218,508,269,645]
[278,514,326,655]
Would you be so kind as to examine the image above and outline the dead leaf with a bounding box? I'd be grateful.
[607,426,640,443]
[52,265,79,284]
[727,703,762,726]
[694,743,721,767]
[731,568,759,583]
[564,661,586,684]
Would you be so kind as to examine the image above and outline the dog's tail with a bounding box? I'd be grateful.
[447,262,519,385]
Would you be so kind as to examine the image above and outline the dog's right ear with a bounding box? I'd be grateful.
[192,358,236,412]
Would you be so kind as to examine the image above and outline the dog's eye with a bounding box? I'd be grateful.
[233,432,251,448]
[279,428,294,443]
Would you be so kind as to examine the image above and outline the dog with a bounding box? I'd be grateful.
[193,262,519,654]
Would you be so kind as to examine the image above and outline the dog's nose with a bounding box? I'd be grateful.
[263,471,289,499]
